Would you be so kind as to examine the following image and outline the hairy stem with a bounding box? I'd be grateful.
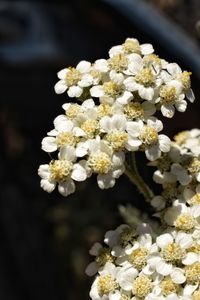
[125,154,154,202]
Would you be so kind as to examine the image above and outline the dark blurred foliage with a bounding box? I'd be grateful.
[0,1,200,299]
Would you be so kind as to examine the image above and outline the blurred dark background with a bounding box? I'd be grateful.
[0,0,200,299]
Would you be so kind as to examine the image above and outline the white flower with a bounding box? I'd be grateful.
[41,116,76,152]
[123,67,161,102]
[148,231,192,283]
[38,146,88,196]
[90,80,133,105]
[171,163,192,186]
[183,184,200,206]
[127,117,170,161]
[158,80,187,118]
[86,139,125,189]
[89,262,119,300]
[54,60,92,97]
[109,38,154,58]
[164,200,200,232]
[161,63,195,103]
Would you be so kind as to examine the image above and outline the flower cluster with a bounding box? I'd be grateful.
[86,220,200,300]
[86,131,200,300]
[38,38,194,197]
[150,129,200,212]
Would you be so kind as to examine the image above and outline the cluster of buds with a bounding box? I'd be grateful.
[86,132,200,300]
[38,38,194,197]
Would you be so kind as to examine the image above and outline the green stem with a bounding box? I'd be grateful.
[125,154,154,202]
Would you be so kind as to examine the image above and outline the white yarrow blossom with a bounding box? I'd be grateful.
[86,139,125,189]
[38,146,88,196]
[54,60,92,97]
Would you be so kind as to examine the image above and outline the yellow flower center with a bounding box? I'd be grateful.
[128,247,148,270]
[188,243,200,254]
[123,38,141,54]
[124,102,144,120]
[187,158,200,175]
[119,227,136,247]
[173,131,189,145]
[160,277,180,296]
[106,130,128,151]
[177,71,192,90]
[109,53,128,72]
[98,103,113,118]
[175,213,196,231]
[139,126,158,148]
[157,155,171,172]
[65,104,81,119]
[193,290,200,300]
[135,68,155,87]
[95,248,115,267]
[185,262,200,284]
[143,54,161,67]
[162,243,185,263]
[90,69,102,82]
[103,81,123,97]
[160,86,177,104]
[65,67,81,86]
[89,152,112,174]
[81,119,99,138]
[98,274,118,296]
[56,132,76,148]
[190,193,200,205]
[49,160,73,182]
[132,275,152,298]
[161,183,177,200]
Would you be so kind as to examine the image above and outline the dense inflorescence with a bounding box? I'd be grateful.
[86,130,200,300]
[38,38,194,197]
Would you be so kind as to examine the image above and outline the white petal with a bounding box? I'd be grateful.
[145,145,161,161]
[147,117,163,132]
[71,163,87,181]
[126,120,143,137]
[117,267,138,291]
[38,164,50,179]
[59,146,76,161]
[139,86,154,101]
[175,99,187,112]
[97,174,115,189]
[67,86,82,98]
[170,268,186,284]
[161,104,175,118]
[156,260,172,276]
[79,74,93,87]
[85,262,98,276]
[40,179,56,193]
[90,85,104,97]
[167,63,182,76]
[112,115,127,130]
[141,43,154,55]
[76,142,88,157]
[57,68,68,79]
[186,88,195,103]
[58,180,75,196]
[117,91,133,105]
[94,59,109,72]
[182,252,198,265]
[110,291,121,300]
[76,60,91,73]
[158,134,171,152]
[42,137,57,152]
[156,233,173,248]
[54,80,67,94]
[89,242,102,256]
